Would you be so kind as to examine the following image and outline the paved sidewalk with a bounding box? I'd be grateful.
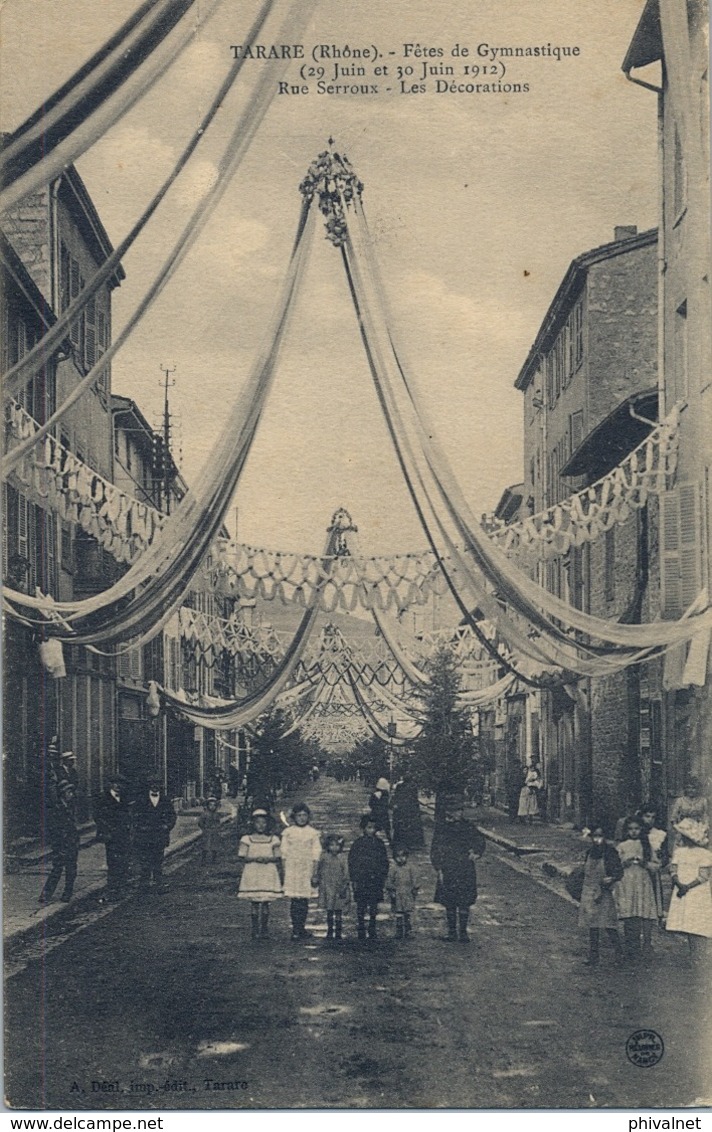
[3,801,237,948]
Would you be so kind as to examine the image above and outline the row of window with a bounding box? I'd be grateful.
[545,298,584,409]
[528,411,585,507]
[59,241,110,384]
[2,302,58,426]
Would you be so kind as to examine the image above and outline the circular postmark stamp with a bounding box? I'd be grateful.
[626,1029,665,1067]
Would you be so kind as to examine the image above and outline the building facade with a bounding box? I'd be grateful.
[2,170,124,835]
[623,0,712,804]
[513,226,659,828]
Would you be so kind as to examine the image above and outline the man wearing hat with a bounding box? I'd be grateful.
[430,794,486,942]
[95,773,133,900]
[133,776,177,892]
[39,780,80,905]
[58,751,79,793]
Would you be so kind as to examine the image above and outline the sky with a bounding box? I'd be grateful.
[0,0,659,558]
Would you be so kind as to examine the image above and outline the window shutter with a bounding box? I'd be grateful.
[69,258,81,350]
[46,513,57,597]
[2,485,8,577]
[660,489,682,619]
[85,293,96,369]
[17,493,28,562]
[678,482,701,611]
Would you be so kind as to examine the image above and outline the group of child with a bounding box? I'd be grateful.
[578,802,712,967]
[233,803,421,943]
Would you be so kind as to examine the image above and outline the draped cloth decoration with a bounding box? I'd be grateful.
[0,0,227,212]
[157,520,344,729]
[335,187,712,676]
[2,0,277,407]
[2,0,315,478]
[486,414,679,561]
[3,199,317,644]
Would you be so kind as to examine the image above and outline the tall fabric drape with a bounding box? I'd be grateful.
[3,202,316,644]
[2,0,277,407]
[0,0,226,212]
[2,0,315,478]
[339,196,712,675]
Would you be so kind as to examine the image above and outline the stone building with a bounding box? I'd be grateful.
[623,0,711,804]
[2,169,124,835]
[514,226,659,828]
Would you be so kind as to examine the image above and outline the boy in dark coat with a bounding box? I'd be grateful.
[95,774,133,899]
[430,795,486,942]
[39,781,80,904]
[133,777,177,892]
[348,814,390,940]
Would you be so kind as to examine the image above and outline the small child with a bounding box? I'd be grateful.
[578,825,624,966]
[614,815,658,962]
[198,796,221,865]
[316,834,350,942]
[386,844,419,939]
[348,814,390,941]
[237,809,282,940]
[638,803,669,921]
[666,818,712,964]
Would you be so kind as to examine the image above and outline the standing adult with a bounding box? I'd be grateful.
[39,781,80,904]
[133,777,177,893]
[94,773,133,900]
[517,761,543,824]
[669,776,709,845]
[430,794,486,942]
[58,750,79,793]
[391,773,424,850]
[368,777,392,842]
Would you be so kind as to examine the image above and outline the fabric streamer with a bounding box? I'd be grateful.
[0,0,228,212]
[156,520,342,729]
[3,0,315,478]
[3,197,316,644]
[336,191,712,672]
[2,0,277,406]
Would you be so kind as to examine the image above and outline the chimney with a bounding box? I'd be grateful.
[614,225,638,241]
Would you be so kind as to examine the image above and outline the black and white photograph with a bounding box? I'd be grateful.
[1,0,711,1116]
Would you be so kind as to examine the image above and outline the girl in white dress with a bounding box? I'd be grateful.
[614,816,658,963]
[666,818,712,964]
[238,809,282,940]
[280,803,323,940]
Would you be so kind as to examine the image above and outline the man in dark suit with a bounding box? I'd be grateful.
[39,781,80,904]
[95,773,133,900]
[133,777,177,893]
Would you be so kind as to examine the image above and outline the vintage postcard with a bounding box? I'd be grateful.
[1,0,711,1116]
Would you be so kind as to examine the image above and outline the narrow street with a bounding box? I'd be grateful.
[5,780,709,1111]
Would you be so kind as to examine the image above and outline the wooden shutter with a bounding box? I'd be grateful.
[660,483,702,619]
[660,489,682,619]
[85,293,96,369]
[678,482,701,611]
[69,258,81,350]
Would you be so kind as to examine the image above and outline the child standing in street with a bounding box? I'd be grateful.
[386,844,419,939]
[638,803,669,921]
[614,815,658,963]
[578,825,624,966]
[198,796,221,866]
[430,794,486,943]
[666,818,712,965]
[280,803,323,940]
[237,809,282,940]
[348,814,389,941]
[316,834,350,942]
